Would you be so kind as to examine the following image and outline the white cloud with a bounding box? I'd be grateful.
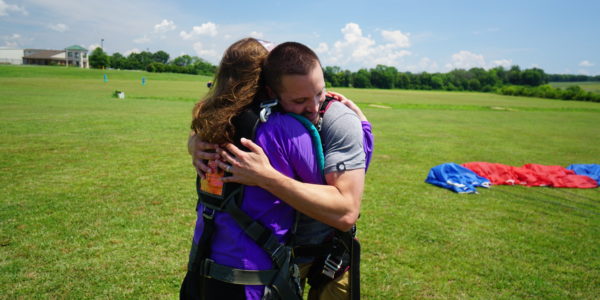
[48,23,69,33]
[579,60,594,67]
[444,51,514,71]
[249,31,264,39]
[316,42,329,54]
[87,44,100,51]
[445,50,486,70]
[491,59,513,68]
[180,22,218,40]
[193,42,218,59]
[124,48,141,56]
[0,0,28,16]
[154,19,176,33]
[133,35,150,44]
[381,30,410,48]
[2,33,24,48]
[407,57,439,73]
[578,69,589,75]
[320,23,412,69]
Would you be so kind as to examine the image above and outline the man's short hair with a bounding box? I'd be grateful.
[263,42,321,94]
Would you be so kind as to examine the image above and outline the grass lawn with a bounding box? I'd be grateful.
[1,65,599,299]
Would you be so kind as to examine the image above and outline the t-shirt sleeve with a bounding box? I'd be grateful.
[321,105,365,174]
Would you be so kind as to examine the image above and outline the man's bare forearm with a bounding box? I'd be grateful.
[259,168,363,231]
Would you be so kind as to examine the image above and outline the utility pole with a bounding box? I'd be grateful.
[101,38,104,49]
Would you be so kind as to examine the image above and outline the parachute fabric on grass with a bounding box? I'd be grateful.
[462,162,598,188]
[566,164,600,185]
[425,163,491,193]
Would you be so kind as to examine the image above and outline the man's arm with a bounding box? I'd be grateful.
[217,138,363,231]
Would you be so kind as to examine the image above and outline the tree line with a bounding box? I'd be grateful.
[89,47,216,76]
[547,74,600,82]
[89,47,599,102]
[323,65,599,102]
[324,65,549,91]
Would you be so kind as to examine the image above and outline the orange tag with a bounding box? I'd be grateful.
[200,160,224,195]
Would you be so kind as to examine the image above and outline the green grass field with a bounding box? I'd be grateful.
[1,65,599,299]
[550,81,600,94]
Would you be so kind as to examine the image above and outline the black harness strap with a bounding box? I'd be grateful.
[200,258,278,285]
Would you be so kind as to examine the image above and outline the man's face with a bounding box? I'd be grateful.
[275,63,326,125]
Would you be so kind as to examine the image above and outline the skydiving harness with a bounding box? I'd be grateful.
[183,97,360,300]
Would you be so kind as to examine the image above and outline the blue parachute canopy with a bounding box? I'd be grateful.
[425,163,491,193]
[566,164,600,185]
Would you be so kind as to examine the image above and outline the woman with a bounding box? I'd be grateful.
[181,38,322,299]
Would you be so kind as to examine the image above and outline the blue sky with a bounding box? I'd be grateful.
[1,0,599,75]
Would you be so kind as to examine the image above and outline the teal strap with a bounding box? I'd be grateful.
[287,113,325,177]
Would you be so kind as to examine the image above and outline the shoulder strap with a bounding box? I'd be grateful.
[287,113,325,178]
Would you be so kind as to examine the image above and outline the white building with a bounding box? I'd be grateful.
[0,49,24,64]
[0,45,89,68]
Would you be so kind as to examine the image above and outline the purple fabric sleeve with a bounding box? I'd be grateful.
[362,121,374,172]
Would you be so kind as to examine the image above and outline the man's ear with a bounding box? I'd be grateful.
[266,86,276,99]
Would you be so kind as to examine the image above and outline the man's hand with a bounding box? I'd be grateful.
[188,134,220,179]
[326,91,368,122]
[215,138,278,186]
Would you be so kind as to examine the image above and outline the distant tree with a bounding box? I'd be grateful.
[152,50,170,64]
[395,72,410,89]
[431,74,445,90]
[370,65,397,89]
[352,69,371,88]
[521,68,547,86]
[89,47,110,69]
[173,55,193,67]
[192,58,217,76]
[468,78,481,91]
[110,52,126,69]
[507,65,522,85]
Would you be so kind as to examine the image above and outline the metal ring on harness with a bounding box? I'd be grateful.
[259,99,279,123]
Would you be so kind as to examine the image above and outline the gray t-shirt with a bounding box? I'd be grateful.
[294,101,366,253]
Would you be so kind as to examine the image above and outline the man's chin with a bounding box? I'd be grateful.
[307,114,319,125]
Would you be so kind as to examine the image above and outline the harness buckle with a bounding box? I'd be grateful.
[202,207,215,220]
[271,244,286,267]
[259,99,278,123]
[322,253,343,279]
[202,258,214,279]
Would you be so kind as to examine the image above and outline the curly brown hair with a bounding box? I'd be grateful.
[191,38,269,144]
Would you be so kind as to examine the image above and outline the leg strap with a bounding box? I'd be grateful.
[198,258,278,285]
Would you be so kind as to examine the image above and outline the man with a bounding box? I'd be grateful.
[189,42,372,299]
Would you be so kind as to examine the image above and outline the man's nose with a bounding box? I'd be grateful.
[306,95,320,112]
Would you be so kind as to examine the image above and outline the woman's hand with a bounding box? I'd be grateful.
[326,91,368,121]
[215,138,277,186]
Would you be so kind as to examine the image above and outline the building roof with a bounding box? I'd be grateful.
[65,45,87,51]
[23,50,65,60]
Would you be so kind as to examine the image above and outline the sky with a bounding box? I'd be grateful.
[1,0,599,75]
